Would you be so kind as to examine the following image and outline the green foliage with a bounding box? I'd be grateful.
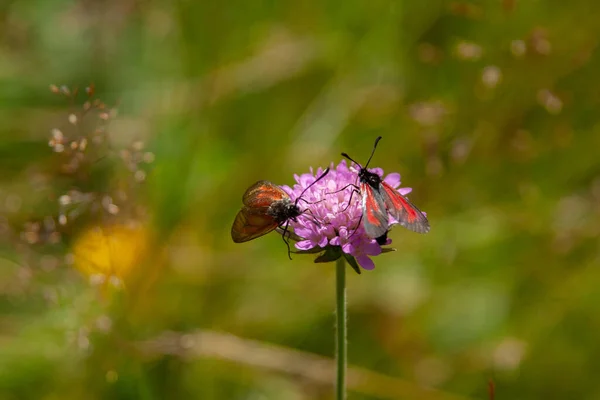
[2,1,600,399]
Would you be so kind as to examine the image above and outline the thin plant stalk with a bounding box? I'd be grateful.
[335,256,347,400]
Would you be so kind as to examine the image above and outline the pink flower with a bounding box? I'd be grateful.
[281,160,416,271]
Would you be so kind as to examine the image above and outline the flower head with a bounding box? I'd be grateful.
[281,160,414,271]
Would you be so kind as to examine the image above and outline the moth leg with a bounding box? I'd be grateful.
[279,220,293,260]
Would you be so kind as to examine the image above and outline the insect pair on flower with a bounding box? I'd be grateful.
[231,137,430,271]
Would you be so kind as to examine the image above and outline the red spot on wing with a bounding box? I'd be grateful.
[363,188,382,225]
[383,185,418,222]
[381,182,430,234]
[360,183,389,238]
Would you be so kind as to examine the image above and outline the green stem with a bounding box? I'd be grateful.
[335,257,347,400]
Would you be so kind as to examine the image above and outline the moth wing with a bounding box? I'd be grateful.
[242,181,288,208]
[231,206,279,243]
[361,182,390,239]
[380,182,430,234]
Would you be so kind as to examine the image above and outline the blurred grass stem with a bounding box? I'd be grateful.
[336,256,347,399]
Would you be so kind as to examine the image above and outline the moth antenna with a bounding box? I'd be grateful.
[297,197,328,205]
[295,167,330,206]
[363,136,382,169]
[341,152,361,168]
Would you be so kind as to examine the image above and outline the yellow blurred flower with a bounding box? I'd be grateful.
[72,223,150,288]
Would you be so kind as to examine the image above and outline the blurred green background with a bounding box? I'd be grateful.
[2,1,600,399]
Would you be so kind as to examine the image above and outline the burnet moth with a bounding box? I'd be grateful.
[231,168,330,258]
[341,136,430,242]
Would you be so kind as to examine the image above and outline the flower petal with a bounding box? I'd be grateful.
[356,255,375,270]
[280,185,294,196]
[369,167,384,177]
[296,240,316,250]
[317,236,329,248]
[383,172,401,188]
[342,242,354,254]
[399,187,412,195]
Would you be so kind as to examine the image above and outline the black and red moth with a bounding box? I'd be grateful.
[342,136,430,241]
